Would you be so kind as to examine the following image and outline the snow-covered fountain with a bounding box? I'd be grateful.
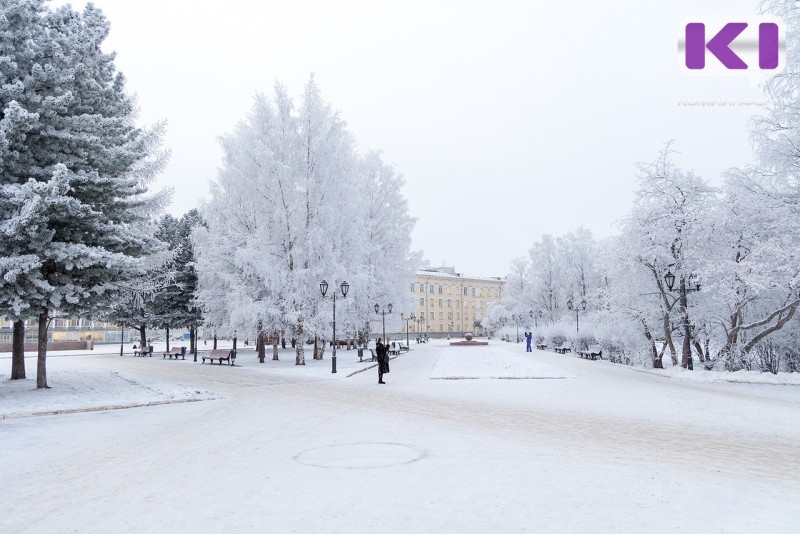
[449,332,488,346]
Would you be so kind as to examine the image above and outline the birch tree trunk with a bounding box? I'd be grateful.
[295,321,305,365]
[273,332,280,361]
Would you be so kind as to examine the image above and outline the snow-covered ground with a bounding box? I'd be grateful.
[1,340,799,533]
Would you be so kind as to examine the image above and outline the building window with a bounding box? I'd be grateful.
[438,285,443,294]
[420,297,424,306]
[430,298,434,307]
[410,283,415,293]
[431,312,435,320]
[420,285,424,293]
[472,288,477,296]
[439,324,444,332]
[420,312,425,320]
[430,285,435,294]
[464,287,468,295]
[438,299,443,307]
[448,312,452,320]
[447,299,451,307]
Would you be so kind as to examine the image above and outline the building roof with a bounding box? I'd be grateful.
[415,267,504,283]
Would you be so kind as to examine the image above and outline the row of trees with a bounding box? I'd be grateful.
[193,78,418,365]
[489,2,800,373]
[0,1,169,387]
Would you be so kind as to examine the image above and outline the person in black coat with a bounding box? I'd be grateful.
[376,338,389,384]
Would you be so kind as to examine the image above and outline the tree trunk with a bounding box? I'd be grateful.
[693,339,706,362]
[257,330,265,363]
[139,325,147,350]
[273,332,280,361]
[166,327,170,352]
[295,321,305,365]
[641,320,662,369]
[36,310,49,389]
[313,336,321,360]
[662,312,677,366]
[291,338,296,348]
[281,333,286,349]
[315,338,326,360]
[213,334,217,350]
[11,319,26,379]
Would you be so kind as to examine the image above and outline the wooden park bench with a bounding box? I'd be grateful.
[398,343,409,353]
[536,342,548,350]
[133,346,153,357]
[162,347,186,360]
[201,349,235,366]
[554,342,572,354]
[358,348,377,362]
[579,344,603,360]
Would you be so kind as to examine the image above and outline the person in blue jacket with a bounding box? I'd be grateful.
[525,331,533,352]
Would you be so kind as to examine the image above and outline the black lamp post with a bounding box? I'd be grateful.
[401,312,415,348]
[321,280,349,374]
[664,270,700,370]
[374,303,392,343]
[233,329,237,361]
[119,324,124,357]
[567,299,587,333]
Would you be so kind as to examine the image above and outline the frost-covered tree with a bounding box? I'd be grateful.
[194,78,416,366]
[619,144,715,369]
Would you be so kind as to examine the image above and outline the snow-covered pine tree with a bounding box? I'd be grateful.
[0,2,168,387]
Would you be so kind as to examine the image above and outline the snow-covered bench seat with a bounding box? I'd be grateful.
[162,347,186,360]
[133,346,153,357]
[201,349,235,366]
[536,342,548,350]
[579,344,603,360]
[554,342,572,354]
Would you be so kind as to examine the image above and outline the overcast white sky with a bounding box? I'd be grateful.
[58,0,765,276]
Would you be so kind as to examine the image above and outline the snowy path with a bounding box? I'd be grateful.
[1,340,799,533]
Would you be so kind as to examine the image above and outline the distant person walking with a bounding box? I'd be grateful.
[525,331,533,352]
[376,338,389,384]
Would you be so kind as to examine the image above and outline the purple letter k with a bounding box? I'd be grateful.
[686,23,748,69]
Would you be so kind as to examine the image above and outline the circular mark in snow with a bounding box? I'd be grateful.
[294,442,426,469]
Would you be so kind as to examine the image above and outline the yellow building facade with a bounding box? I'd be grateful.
[409,266,504,337]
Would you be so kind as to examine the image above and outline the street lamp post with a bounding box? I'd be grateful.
[320,280,350,374]
[566,299,587,333]
[374,303,393,343]
[119,324,124,357]
[664,270,701,371]
[401,312,415,348]
[233,329,237,361]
